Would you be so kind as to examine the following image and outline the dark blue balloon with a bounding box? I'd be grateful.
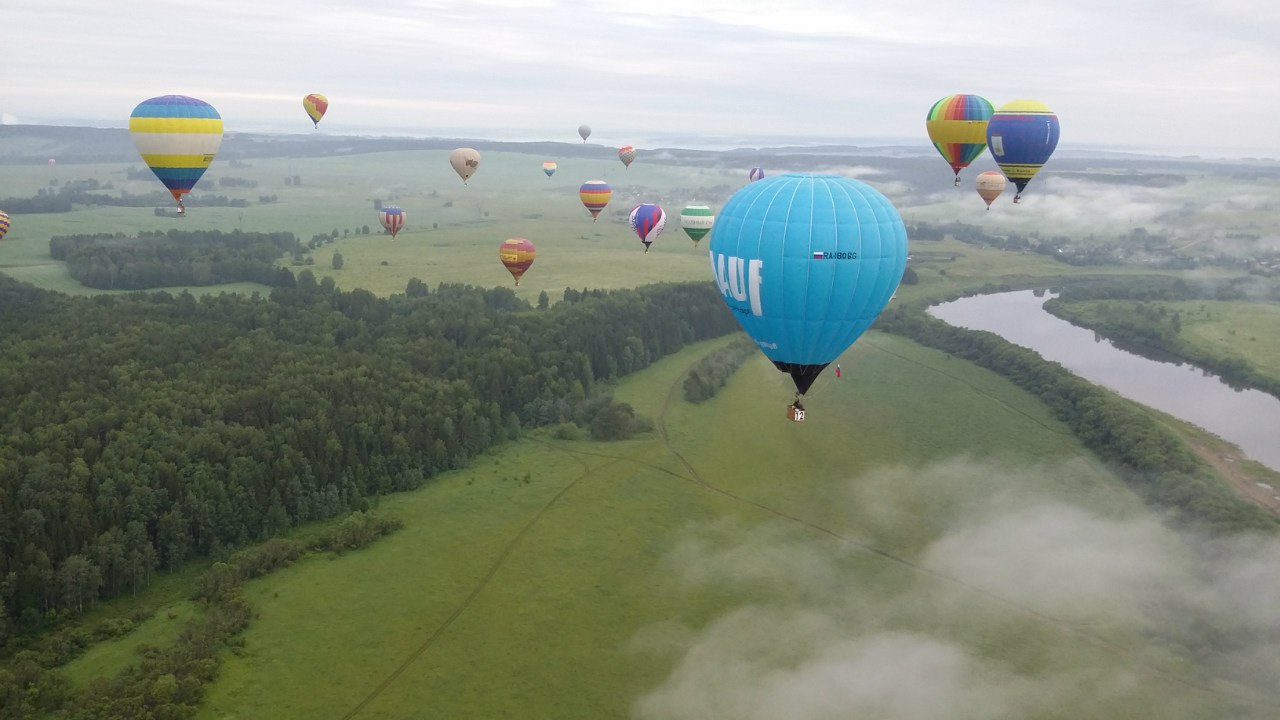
[709,174,907,394]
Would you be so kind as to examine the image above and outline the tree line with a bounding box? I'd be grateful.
[0,274,738,644]
[876,290,1280,536]
[48,230,302,290]
[1045,275,1280,398]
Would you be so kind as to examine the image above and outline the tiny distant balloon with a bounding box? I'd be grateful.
[925,94,994,185]
[579,180,611,222]
[679,205,715,245]
[629,203,666,253]
[618,146,636,169]
[47,158,56,167]
[975,171,1006,209]
[379,206,406,239]
[542,161,557,177]
[499,237,537,286]
[303,94,328,127]
[129,94,223,215]
[450,148,481,184]
[749,166,764,182]
[578,124,592,142]
[0,211,11,241]
[986,100,1060,203]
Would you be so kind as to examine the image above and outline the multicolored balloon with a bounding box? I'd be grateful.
[379,206,406,239]
[709,174,907,415]
[499,237,537,286]
[679,205,715,245]
[986,100,1060,202]
[629,204,666,253]
[450,147,481,184]
[303,93,328,127]
[975,171,1006,209]
[618,146,636,168]
[129,95,223,214]
[0,211,10,241]
[749,166,765,182]
[926,94,994,185]
[542,161,557,177]
[578,124,592,142]
[579,180,612,222]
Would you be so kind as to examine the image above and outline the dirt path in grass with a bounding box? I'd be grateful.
[1178,430,1280,517]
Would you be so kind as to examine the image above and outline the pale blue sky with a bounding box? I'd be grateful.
[5,1,1279,155]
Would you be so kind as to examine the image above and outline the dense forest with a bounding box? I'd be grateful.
[877,288,1280,536]
[0,275,739,642]
[48,230,302,290]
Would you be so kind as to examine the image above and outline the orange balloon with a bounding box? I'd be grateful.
[975,171,1007,209]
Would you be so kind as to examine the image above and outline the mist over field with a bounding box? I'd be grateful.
[633,459,1280,720]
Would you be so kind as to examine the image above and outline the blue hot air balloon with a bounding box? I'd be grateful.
[709,174,907,419]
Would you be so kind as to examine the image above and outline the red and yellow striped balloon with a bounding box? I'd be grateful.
[499,237,536,285]
[303,93,328,127]
[0,211,11,241]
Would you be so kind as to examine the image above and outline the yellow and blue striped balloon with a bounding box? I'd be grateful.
[0,211,11,241]
[129,95,223,209]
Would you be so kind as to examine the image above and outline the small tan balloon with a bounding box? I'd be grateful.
[449,147,481,184]
[975,171,1007,210]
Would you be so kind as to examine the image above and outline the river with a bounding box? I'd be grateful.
[928,290,1280,473]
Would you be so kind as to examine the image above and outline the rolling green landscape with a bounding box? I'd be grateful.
[3,129,1280,719]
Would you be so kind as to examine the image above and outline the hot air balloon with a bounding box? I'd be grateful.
[450,148,481,184]
[629,204,666,253]
[47,158,56,167]
[926,94,994,185]
[986,100,1059,203]
[975,171,1006,209]
[0,211,10,241]
[749,166,765,182]
[618,146,636,169]
[379,206,406,239]
[679,205,715,245]
[303,94,328,127]
[709,174,907,421]
[129,95,223,215]
[542,161,557,177]
[578,125,592,142]
[499,237,537,285]
[579,180,612,221]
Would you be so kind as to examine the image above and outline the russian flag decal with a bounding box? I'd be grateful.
[812,251,827,259]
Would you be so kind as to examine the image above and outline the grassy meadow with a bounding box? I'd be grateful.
[171,334,1271,719]
[6,146,1280,717]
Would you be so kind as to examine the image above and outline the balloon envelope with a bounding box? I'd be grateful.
[975,171,1007,208]
[579,180,612,221]
[749,166,765,182]
[450,148,481,184]
[0,211,10,241]
[578,125,591,142]
[618,146,636,168]
[303,93,328,127]
[925,94,993,179]
[629,204,666,252]
[680,205,715,244]
[986,100,1060,199]
[379,206,406,239]
[542,161,557,177]
[499,237,536,285]
[709,174,908,395]
[129,95,223,206]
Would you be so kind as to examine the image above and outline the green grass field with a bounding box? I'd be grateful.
[169,334,1273,719]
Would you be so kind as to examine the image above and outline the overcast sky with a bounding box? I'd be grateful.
[5,1,1279,155]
